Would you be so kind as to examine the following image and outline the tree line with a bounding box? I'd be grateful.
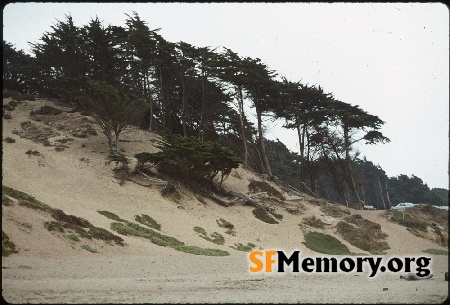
[3,13,447,208]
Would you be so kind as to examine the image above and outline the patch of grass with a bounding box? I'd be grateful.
[194,226,207,235]
[302,231,352,255]
[389,211,428,232]
[176,246,229,256]
[97,210,127,222]
[2,185,50,211]
[336,220,390,255]
[65,233,80,241]
[194,226,225,245]
[422,248,448,255]
[81,244,97,253]
[252,208,279,224]
[135,214,161,230]
[4,137,16,143]
[216,218,234,230]
[225,229,236,236]
[302,216,325,229]
[31,105,63,116]
[230,242,257,252]
[111,222,228,256]
[2,231,18,257]
[217,219,236,235]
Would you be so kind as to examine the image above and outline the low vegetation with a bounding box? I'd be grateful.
[81,244,97,253]
[230,242,257,252]
[302,231,352,255]
[2,185,124,246]
[302,216,325,229]
[252,207,279,224]
[337,215,390,255]
[111,222,229,256]
[422,248,448,255]
[194,226,225,245]
[97,210,128,222]
[31,105,63,116]
[135,214,161,231]
[216,218,236,235]
[2,231,18,256]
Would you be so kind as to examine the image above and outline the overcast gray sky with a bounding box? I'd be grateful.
[3,2,449,189]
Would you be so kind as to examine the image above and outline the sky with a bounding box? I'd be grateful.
[3,2,449,190]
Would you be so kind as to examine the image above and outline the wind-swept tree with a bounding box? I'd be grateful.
[61,77,146,151]
[326,100,390,209]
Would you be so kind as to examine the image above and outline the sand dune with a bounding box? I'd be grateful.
[2,98,448,303]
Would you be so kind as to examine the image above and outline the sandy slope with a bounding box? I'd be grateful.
[2,98,449,303]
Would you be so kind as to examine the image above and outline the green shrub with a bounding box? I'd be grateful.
[2,231,17,256]
[2,185,50,211]
[422,248,448,255]
[252,208,279,224]
[230,242,256,252]
[65,233,80,241]
[194,227,225,245]
[97,210,127,222]
[135,130,240,187]
[31,105,63,115]
[302,231,352,255]
[81,244,97,253]
[135,214,161,230]
[216,218,234,230]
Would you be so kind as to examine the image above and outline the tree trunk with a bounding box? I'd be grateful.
[378,176,387,210]
[237,86,248,167]
[344,125,363,209]
[255,104,272,177]
[181,72,187,137]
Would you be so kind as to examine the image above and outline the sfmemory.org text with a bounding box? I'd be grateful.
[248,250,431,278]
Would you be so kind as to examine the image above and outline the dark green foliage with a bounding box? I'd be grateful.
[4,137,16,143]
[252,208,279,224]
[97,210,127,222]
[422,248,448,255]
[389,211,429,231]
[136,130,240,187]
[336,220,389,254]
[230,242,256,252]
[2,231,18,256]
[110,222,229,256]
[302,232,352,255]
[2,185,50,211]
[135,214,161,230]
[216,218,234,230]
[31,105,63,116]
[194,226,225,245]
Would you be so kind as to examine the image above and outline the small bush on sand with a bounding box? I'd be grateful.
[65,233,80,241]
[81,244,97,253]
[31,105,63,116]
[2,231,18,256]
[230,242,256,252]
[302,231,352,255]
[97,210,127,222]
[135,214,161,230]
[422,248,448,255]
[4,137,16,143]
[194,226,225,245]
[248,180,285,201]
[252,208,279,224]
